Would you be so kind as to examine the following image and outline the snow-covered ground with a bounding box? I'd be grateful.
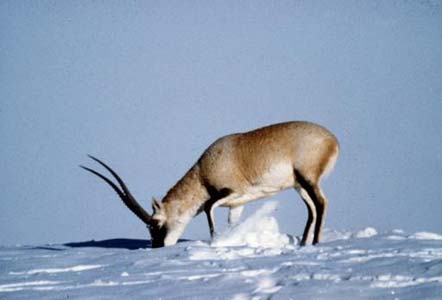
[1,203,441,299]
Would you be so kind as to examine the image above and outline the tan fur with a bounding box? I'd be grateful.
[158,121,339,246]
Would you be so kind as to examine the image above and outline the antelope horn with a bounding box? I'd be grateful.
[80,155,152,225]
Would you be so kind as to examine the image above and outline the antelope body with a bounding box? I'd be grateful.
[82,121,339,248]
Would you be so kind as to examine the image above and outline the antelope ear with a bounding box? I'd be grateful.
[152,197,162,213]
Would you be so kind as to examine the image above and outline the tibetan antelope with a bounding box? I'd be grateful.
[81,121,339,248]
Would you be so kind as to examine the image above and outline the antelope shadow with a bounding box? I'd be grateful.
[64,238,151,250]
[64,238,191,250]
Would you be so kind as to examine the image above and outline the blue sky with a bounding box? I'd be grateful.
[1,1,441,245]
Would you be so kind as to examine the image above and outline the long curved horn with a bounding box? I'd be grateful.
[80,155,152,225]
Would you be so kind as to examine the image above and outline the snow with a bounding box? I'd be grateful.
[409,232,442,241]
[353,227,378,238]
[8,265,103,275]
[211,202,292,249]
[1,203,441,299]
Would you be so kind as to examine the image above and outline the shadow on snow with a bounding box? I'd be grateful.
[64,238,152,250]
[63,238,192,250]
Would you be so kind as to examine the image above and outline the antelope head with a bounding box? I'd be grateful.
[80,155,168,248]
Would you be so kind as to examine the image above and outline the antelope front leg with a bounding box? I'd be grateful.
[204,204,216,238]
[205,192,241,239]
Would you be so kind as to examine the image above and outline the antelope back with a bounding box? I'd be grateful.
[198,121,339,191]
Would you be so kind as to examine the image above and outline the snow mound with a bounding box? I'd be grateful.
[322,227,378,242]
[408,231,442,240]
[187,202,293,261]
[354,227,378,238]
[211,201,291,248]
[321,228,353,242]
